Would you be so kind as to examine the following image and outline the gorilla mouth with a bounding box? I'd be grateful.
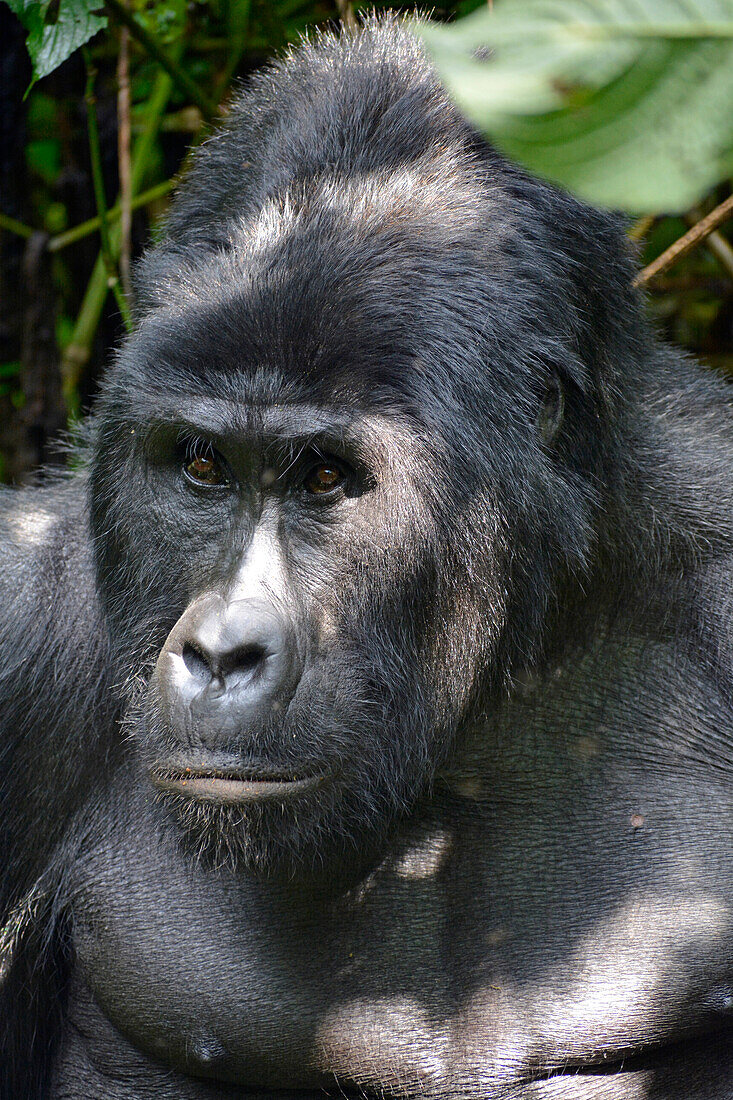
[151,767,324,804]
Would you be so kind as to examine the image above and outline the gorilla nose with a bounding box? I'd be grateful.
[154,595,299,747]
[181,633,270,690]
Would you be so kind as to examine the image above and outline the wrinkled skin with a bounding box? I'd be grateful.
[2,17,733,1100]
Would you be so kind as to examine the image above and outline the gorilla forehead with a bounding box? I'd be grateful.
[115,186,531,462]
[132,174,501,383]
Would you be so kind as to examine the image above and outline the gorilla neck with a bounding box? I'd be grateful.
[500,356,733,690]
[609,351,733,579]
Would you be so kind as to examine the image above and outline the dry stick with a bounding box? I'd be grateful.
[685,206,733,282]
[104,0,218,120]
[83,48,133,333]
[634,193,733,286]
[117,14,133,300]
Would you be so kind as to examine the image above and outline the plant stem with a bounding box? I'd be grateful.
[627,215,655,241]
[335,0,357,30]
[0,214,34,240]
[117,11,133,299]
[635,194,733,286]
[214,0,252,103]
[48,181,174,252]
[104,0,218,119]
[62,66,177,406]
[82,47,133,333]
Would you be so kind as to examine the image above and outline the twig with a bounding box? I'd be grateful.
[635,194,733,286]
[0,213,34,240]
[685,207,733,282]
[117,11,133,300]
[82,47,133,333]
[104,0,218,120]
[48,180,173,253]
[646,274,732,294]
[143,105,202,133]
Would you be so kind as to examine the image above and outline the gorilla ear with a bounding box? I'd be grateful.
[537,372,565,449]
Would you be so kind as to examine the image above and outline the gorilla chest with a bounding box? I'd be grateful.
[69,769,733,1095]
[70,803,460,1091]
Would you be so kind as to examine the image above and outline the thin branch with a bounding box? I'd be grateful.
[146,105,202,133]
[104,0,218,120]
[646,274,732,294]
[117,12,133,300]
[48,180,173,253]
[82,47,133,332]
[0,213,34,240]
[685,207,733,281]
[635,193,733,286]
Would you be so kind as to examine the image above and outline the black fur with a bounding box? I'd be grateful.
[2,16,733,1099]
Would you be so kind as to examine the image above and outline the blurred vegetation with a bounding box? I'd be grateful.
[420,0,733,213]
[0,0,731,484]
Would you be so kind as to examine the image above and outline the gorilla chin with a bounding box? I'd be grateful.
[149,768,415,881]
[152,783,343,879]
[138,670,438,879]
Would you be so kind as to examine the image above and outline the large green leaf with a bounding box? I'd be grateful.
[418,0,733,213]
[4,0,107,86]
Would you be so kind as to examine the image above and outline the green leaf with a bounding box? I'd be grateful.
[418,0,733,213]
[4,0,107,86]
[4,0,50,39]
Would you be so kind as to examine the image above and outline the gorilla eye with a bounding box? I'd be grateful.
[303,462,346,496]
[183,444,228,487]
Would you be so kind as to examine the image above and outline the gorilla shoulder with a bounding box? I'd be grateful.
[0,478,111,921]
[0,480,99,672]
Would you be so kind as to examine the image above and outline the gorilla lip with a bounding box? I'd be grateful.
[151,768,323,804]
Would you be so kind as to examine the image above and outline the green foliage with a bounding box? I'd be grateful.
[5,0,107,89]
[25,137,60,184]
[131,0,188,44]
[419,0,733,213]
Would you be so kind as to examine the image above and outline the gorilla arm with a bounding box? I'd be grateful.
[0,478,114,1098]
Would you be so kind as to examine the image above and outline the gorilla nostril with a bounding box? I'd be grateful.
[182,642,214,682]
[181,640,269,684]
[221,644,268,679]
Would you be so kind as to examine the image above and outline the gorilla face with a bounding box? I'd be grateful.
[89,291,512,876]
[89,110,603,877]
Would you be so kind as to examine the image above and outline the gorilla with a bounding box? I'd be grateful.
[2,15,733,1100]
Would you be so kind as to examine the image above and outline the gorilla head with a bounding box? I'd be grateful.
[89,19,642,877]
